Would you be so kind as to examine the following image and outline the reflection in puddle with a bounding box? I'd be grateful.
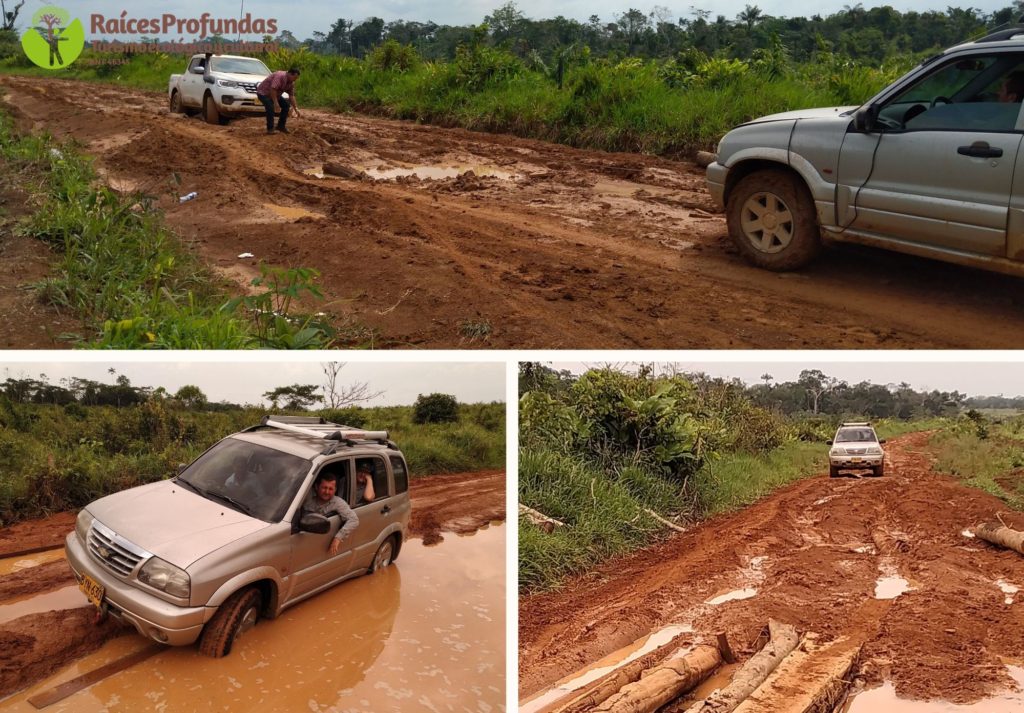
[843,672,1024,712]
[0,585,86,624]
[874,559,911,600]
[705,588,758,606]
[4,526,505,713]
[520,624,694,713]
[0,549,65,576]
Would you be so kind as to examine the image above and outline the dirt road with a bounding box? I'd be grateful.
[0,469,505,700]
[3,76,1024,348]
[519,433,1024,709]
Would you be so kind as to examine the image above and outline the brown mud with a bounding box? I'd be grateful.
[519,432,1024,708]
[4,76,1024,348]
[0,469,504,700]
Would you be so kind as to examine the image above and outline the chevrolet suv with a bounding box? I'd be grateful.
[828,422,886,477]
[65,416,411,657]
[706,27,1024,276]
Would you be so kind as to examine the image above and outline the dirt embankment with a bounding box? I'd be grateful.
[0,469,505,700]
[4,75,1024,348]
[519,432,1024,706]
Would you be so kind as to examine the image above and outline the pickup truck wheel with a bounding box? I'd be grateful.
[198,587,261,658]
[726,169,820,270]
[169,90,182,114]
[369,537,396,573]
[203,94,230,126]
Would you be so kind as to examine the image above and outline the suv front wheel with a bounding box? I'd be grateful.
[198,586,261,657]
[726,169,820,270]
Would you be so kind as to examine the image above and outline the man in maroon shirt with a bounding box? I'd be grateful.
[256,67,301,134]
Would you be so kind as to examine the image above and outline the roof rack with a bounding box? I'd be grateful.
[973,22,1024,43]
[246,416,393,453]
[840,421,871,427]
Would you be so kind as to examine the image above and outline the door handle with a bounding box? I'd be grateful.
[957,141,1003,158]
[380,505,391,515]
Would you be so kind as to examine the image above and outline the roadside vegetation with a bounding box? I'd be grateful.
[932,410,1024,507]
[519,364,972,591]
[0,108,353,348]
[0,373,504,527]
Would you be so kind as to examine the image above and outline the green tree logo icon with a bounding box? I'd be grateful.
[21,6,85,69]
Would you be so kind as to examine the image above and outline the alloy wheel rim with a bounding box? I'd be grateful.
[375,542,393,571]
[740,191,794,253]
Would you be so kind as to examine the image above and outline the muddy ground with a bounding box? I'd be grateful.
[3,76,1024,348]
[0,469,504,700]
[519,433,1024,708]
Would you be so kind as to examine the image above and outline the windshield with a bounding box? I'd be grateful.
[209,57,270,76]
[178,438,310,522]
[835,428,877,443]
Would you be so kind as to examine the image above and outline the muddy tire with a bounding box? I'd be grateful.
[369,536,397,574]
[203,94,230,126]
[169,90,182,114]
[873,464,885,477]
[829,464,840,478]
[198,586,261,658]
[726,169,820,271]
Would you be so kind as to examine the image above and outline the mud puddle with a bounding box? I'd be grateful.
[520,623,694,713]
[0,549,65,576]
[0,585,85,624]
[2,525,505,712]
[264,203,323,221]
[705,587,758,605]
[844,666,1024,712]
[359,164,517,181]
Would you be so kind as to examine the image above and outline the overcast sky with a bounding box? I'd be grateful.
[0,360,505,406]
[42,0,1013,43]
[548,361,1024,397]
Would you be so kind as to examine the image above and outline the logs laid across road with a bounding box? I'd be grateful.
[593,644,722,713]
[976,522,1024,555]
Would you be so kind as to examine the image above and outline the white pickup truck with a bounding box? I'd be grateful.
[168,53,270,125]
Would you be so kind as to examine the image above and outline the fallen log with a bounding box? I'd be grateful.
[520,505,566,534]
[976,522,1024,555]
[732,635,861,713]
[592,644,722,713]
[685,620,799,713]
[524,627,694,713]
[644,509,686,533]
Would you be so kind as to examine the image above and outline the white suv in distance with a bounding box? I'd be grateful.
[65,416,411,657]
[828,422,886,477]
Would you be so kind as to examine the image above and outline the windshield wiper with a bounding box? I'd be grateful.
[204,490,256,516]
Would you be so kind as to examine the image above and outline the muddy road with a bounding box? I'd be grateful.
[3,76,1024,348]
[519,433,1024,710]
[0,469,505,705]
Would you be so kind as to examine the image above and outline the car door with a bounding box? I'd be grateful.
[838,51,1024,257]
[181,56,206,108]
[348,455,399,571]
[287,460,355,601]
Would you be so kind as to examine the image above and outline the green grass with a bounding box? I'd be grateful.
[930,417,1024,507]
[0,401,504,526]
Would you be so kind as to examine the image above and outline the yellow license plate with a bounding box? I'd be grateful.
[851,457,862,463]
[80,573,104,609]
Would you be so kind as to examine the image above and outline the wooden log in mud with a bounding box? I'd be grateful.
[732,635,861,713]
[541,630,695,713]
[592,644,722,713]
[976,522,1024,555]
[520,505,565,533]
[695,151,717,168]
[685,620,799,713]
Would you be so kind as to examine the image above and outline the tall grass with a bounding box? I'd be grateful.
[0,401,504,526]
[931,414,1024,506]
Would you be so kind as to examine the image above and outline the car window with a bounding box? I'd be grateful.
[835,428,877,443]
[209,57,270,75]
[390,456,408,494]
[306,460,351,505]
[879,54,1024,132]
[188,57,205,73]
[354,456,390,506]
[177,438,310,522]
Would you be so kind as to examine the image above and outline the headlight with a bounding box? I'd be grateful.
[75,509,94,543]
[217,79,238,88]
[138,557,190,598]
[830,448,846,456]
[867,447,883,455]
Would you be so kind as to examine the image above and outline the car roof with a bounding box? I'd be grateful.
[228,430,400,461]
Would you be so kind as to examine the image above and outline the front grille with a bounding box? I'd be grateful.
[87,521,149,577]
[846,448,867,455]
[239,82,259,93]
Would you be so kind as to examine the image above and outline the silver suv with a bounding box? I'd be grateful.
[828,422,886,477]
[65,416,411,657]
[706,28,1024,276]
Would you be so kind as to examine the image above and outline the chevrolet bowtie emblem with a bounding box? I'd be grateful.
[97,545,111,559]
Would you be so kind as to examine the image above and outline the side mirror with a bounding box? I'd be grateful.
[191,66,205,74]
[298,512,330,534]
[853,104,878,133]
[176,463,187,475]
[826,439,833,445]
[879,439,887,444]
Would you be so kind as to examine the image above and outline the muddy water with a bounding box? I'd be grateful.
[359,165,517,181]
[2,525,505,713]
[0,549,65,576]
[843,670,1024,712]
[705,588,758,606]
[0,585,86,624]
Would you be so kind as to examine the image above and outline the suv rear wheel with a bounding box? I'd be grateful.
[727,169,820,270]
[198,586,261,657]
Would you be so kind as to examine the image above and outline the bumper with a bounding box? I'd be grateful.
[830,456,883,468]
[217,93,265,115]
[65,532,207,646]
[706,161,727,210]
